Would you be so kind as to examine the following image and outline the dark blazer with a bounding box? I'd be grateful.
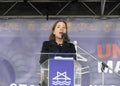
[40,40,76,64]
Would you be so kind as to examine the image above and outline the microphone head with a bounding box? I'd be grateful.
[62,33,67,39]
[61,33,70,41]
[73,41,77,45]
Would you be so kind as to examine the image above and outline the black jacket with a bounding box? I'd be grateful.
[40,40,76,64]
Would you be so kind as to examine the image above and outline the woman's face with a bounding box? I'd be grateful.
[53,22,67,39]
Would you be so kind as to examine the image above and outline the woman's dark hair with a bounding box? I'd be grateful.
[49,20,70,42]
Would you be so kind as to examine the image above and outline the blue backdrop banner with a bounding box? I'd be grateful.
[0,18,120,86]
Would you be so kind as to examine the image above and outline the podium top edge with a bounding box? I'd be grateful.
[35,53,76,55]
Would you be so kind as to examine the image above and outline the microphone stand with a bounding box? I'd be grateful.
[73,41,120,86]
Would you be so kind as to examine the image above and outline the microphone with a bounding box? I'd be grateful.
[61,33,68,40]
[73,41,77,51]
[73,40,88,61]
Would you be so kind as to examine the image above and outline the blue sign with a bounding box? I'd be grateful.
[49,59,74,86]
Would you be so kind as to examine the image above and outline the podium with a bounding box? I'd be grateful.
[40,55,82,86]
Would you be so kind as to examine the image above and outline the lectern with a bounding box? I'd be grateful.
[40,54,81,86]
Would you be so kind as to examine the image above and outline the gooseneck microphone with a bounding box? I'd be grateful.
[62,33,67,39]
[61,33,69,41]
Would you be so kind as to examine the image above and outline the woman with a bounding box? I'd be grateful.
[40,20,76,64]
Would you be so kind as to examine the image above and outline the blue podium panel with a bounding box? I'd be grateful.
[49,59,74,86]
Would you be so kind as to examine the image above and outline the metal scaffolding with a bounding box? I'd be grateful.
[0,0,119,19]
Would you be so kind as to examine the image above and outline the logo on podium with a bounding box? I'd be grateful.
[49,60,74,86]
[52,72,71,85]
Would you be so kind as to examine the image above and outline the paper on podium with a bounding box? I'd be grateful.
[54,56,73,60]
